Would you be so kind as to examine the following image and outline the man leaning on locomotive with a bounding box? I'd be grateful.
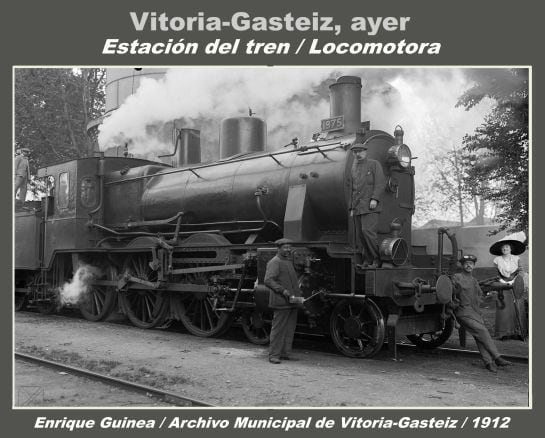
[350,143,386,269]
[449,254,513,373]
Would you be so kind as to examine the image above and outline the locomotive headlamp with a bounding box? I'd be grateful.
[387,143,412,169]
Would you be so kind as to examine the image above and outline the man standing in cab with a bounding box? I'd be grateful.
[350,143,386,268]
[264,238,303,364]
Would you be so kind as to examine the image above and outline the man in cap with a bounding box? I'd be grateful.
[14,147,31,203]
[451,254,513,372]
[264,238,303,364]
[350,143,386,268]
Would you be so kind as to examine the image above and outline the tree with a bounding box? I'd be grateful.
[457,69,528,233]
[14,68,105,175]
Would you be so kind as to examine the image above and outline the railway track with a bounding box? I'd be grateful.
[396,344,528,363]
[15,352,214,407]
[16,310,529,364]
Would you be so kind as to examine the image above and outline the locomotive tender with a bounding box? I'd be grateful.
[15,76,457,358]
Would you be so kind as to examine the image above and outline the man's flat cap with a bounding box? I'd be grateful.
[459,254,477,264]
[351,143,368,151]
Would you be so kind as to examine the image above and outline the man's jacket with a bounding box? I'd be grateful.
[264,255,302,309]
[14,155,30,179]
[350,158,386,214]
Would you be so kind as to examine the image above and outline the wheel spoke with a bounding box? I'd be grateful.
[203,300,215,330]
[140,296,146,322]
[360,331,373,341]
[95,289,105,307]
[356,339,364,350]
[93,292,101,314]
[144,295,153,321]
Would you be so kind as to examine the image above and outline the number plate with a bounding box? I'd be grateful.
[321,115,344,132]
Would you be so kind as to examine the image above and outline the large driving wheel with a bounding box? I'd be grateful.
[330,298,385,358]
[241,311,271,345]
[406,317,454,349]
[118,254,169,329]
[79,265,117,322]
[178,293,233,337]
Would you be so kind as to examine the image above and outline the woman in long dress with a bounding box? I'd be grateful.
[490,237,527,340]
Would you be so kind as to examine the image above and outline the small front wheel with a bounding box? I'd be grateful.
[329,298,385,358]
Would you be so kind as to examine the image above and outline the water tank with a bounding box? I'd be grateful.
[105,68,167,114]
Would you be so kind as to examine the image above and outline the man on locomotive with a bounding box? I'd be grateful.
[264,238,303,364]
[451,254,513,373]
[14,147,31,205]
[350,143,386,269]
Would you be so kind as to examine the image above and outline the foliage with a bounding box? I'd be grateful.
[457,69,529,233]
[14,68,105,176]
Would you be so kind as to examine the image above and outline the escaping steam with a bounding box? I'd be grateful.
[98,68,337,159]
[58,264,102,306]
[97,67,497,223]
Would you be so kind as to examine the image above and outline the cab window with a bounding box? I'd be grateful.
[80,177,97,208]
[58,172,69,209]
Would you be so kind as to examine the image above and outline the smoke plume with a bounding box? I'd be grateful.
[58,264,102,305]
[97,67,499,223]
[98,68,338,160]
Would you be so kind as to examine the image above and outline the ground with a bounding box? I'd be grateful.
[14,311,529,408]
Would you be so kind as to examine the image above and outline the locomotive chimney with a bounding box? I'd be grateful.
[329,76,362,136]
[175,129,201,167]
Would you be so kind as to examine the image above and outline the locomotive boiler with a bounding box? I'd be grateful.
[15,76,457,359]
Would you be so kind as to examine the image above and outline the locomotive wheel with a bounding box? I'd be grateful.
[178,294,233,337]
[119,255,169,329]
[79,266,117,322]
[406,317,454,349]
[329,298,385,358]
[241,311,272,345]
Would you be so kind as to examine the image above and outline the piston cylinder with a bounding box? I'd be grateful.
[219,117,266,159]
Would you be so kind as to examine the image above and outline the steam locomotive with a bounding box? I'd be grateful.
[15,76,458,359]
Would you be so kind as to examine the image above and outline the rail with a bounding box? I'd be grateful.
[15,352,213,407]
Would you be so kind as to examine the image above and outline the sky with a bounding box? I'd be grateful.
[97,67,496,225]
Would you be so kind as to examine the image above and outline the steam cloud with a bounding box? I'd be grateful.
[98,68,337,160]
[59,264,102,306]
[97,67,497,223]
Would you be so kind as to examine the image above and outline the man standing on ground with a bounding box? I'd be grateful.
[264,238,302,364]
[14,147,31,203]
[350,143,386,268]
[451,254,513,373]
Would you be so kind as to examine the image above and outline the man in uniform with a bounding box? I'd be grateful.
[14,147,31,203]
[264,238,303,364]
[451,254,513,372]
[350,143,386,268]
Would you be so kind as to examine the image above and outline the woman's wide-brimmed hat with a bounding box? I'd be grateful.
[489,231,527,256]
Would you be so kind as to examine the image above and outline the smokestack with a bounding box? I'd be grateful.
[175,129,201,167]
[329,76,362,136]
